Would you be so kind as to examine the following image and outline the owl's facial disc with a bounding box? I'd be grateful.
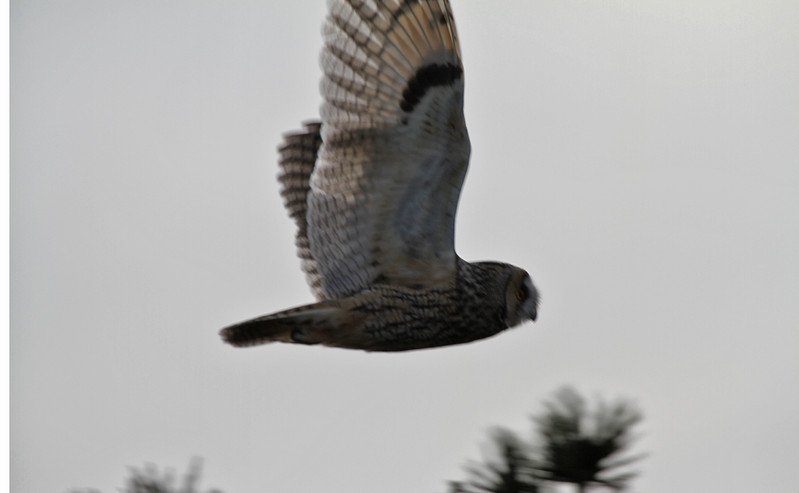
[504,270,539,327]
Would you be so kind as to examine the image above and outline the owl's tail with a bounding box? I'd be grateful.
[220,300,365,349]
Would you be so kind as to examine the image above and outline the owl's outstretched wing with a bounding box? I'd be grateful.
[306,0,471,300]
[277,121,325,300]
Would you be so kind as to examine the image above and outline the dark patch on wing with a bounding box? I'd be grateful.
[400,63,463,113]
[392,0,422,22]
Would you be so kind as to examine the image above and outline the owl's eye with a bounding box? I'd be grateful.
[515,285,528,302]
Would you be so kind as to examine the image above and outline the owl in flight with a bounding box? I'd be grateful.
[221,0,539,351]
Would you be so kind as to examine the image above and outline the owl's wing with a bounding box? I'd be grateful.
[277,121,325,300]
[308,0,470,299]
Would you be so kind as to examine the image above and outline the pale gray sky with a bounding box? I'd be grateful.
[11,1,799,492]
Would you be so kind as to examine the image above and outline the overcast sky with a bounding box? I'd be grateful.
[11,1,799,492]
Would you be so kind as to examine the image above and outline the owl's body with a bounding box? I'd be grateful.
[221,0,539,351]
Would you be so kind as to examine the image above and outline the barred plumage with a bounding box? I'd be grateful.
[221,0,539,351]
[277,122,324,299]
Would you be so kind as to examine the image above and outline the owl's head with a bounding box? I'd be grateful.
[503,267,539,328]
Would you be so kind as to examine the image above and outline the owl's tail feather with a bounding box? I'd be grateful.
[220,301,364,349]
